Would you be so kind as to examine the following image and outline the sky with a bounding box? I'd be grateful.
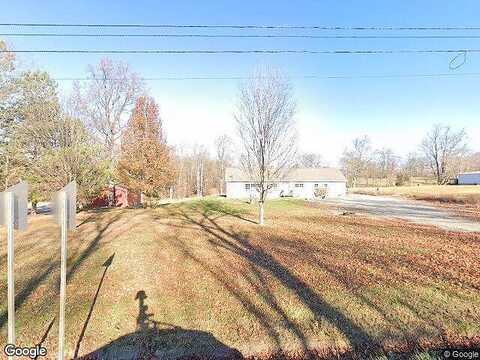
[1,0,480,165]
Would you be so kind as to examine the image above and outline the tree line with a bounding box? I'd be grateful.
[0,41,175,208]
[0,40,304,224]
[0,38,322,214]
[0,40,247,207]
[3,36,476,224]
[340,126,479,187]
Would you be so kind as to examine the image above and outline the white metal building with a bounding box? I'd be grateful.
[225,167,347,199]
[458,171,480,185]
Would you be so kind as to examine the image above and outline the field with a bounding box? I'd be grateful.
[1,198,479,359]
[351,185,480,205]
[351,177,437,188]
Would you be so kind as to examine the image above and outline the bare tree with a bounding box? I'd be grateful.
[420,124,468,184]
[235,67,297,225]
[466,152,480,171]
[76,58,143,161]
[214,134,233,194]
[192,144,210,197]
[403,152,427,178]
[340,136,372,187]
[297,152,324,168]
[170,144,218,199]
[373,147,400,186]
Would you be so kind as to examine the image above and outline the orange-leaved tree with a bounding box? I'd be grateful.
[118,96,175,200]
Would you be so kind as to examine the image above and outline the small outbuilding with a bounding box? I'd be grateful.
[90,184,141,208]
[225,167,347,199]
[458,171,480,185]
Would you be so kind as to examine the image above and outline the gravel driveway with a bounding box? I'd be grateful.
[323,194,480,232]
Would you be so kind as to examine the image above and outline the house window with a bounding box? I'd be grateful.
[295,183,304,188]
[269,183,278,189]
[245,184,251,190]
[314,183,319,188]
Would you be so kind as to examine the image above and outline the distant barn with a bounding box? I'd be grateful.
[90,184,141,208]
[458,171,480,185]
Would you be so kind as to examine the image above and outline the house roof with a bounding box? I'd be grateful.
[225,167,346,182]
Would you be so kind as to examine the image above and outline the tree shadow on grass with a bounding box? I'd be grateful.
[161,200,480,358]
[33,317,55,360]
[74,254,115,358]
[78,290,242,360]
[159,202,380,358]
[0,211,124,330]
[185,199,257,224]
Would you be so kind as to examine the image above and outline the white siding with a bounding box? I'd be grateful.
[226,182,251,198]
[226,181,346,199]
[458,173,480,185]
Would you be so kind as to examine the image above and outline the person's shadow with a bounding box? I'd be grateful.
[78,290,242,360]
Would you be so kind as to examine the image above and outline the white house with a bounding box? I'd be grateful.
[225,167,347,199]
[458,171,480,185]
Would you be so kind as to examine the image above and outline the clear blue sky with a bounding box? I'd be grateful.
[2,0,480,164]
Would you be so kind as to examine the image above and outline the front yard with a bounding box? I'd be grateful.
[1,198,479,359]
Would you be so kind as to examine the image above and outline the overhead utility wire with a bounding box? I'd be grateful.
[2,49,479,55]
[2,23,480,30]
[21,72,480,81]
[4,33,480,39]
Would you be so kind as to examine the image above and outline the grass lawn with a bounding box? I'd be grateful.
[1,198,479,359]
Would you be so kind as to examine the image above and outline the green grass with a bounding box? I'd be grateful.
[1,198,479,359]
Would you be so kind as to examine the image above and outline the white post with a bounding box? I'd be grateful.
[1,181,28,359]
[259,201,264,225]
[6,191,15,357]
[54,181,76,360]
[58,192,67,360]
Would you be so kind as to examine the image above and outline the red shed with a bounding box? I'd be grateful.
[90,184,141,208]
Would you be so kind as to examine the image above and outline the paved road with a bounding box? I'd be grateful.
[323,194,480,232]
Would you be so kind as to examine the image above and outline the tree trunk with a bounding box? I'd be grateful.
[112,184,116,207]
[435,160,441,184]
[259,201,265,225]
[4,154,10,191]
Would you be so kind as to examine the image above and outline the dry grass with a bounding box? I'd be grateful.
[351,185,480,205]
[1,198,479,359]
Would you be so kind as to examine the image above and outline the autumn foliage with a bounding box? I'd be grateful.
[118,96,175,197]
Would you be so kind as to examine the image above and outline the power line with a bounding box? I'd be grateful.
[4,32,480,39]
[21,72,480,81]
[1,48,479,55]
[2,23,480,31]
